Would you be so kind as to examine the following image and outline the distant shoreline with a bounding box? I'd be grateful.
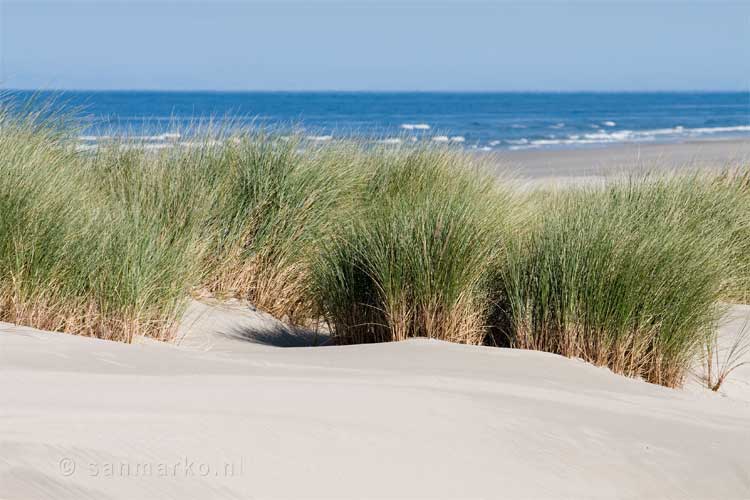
[488,137,750,181]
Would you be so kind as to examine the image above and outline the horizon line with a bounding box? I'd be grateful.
[3,87,749,94]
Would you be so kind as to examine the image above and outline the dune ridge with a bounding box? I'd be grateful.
[2,300,749,499]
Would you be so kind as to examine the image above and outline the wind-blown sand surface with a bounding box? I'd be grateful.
[2,298,749,499]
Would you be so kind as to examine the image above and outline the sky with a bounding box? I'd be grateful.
[1,0,748,91]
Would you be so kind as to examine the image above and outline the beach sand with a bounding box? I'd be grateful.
[3,139,750,499]
[2,297,749,499]
[491,138,750,184]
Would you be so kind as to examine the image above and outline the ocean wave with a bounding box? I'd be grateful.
[180,140,223,148]
[602,121,616,127]
[550,122,565,129]
[73,124,750,151]
[680,125,750,134]
[76,140,225,151]
[76,133,181,143]
[400,123,431,130]
[128,133,181,141]
[527,125,750,147]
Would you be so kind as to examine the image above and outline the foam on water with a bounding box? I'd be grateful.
[518,125,750,148]
[72,123,750,153]
[127,133,182,141]
[400,123,431,130]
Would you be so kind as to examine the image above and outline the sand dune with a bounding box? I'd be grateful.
[2,300,749,499]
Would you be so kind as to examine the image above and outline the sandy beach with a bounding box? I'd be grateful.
[492,138,750,183]
[3,296,750,499]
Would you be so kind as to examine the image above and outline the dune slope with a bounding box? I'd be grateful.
[2,301,750,499]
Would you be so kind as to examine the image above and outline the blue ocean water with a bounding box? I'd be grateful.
[5,90,750,150]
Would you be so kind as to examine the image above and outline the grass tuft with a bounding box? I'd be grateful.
[311,147,515,344]
[490,175,743,387]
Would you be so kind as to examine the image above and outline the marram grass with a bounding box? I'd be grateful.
[199,137,365,322]
[310,147,517,344]
[0,112,369,340]
[490,175,746,387]
[83,134,365,325]
[0,114,201,341]
[1,106,749,389]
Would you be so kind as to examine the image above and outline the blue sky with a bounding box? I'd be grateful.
[2,0,748,91]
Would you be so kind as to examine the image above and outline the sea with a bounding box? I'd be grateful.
[4,90,749,151]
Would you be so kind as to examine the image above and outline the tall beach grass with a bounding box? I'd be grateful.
[490,175,746,387]
[198,137,364,321]
[0,113,203,341]
[1,104,749,389]
[0,109,367,339]
[310,147,516,344]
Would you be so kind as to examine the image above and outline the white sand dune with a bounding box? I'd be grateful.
[2,300,750,499]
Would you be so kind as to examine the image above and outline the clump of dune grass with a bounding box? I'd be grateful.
[0,112,204,341]
[0,111,86,332]
[198,137,364,322]
[311,146,515,344]
[86,134,364,324]
[492,175,743,387]
[79,144,217,340]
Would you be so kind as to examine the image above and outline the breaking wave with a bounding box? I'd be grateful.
[511,125,750,149]
[400,123,431,130]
